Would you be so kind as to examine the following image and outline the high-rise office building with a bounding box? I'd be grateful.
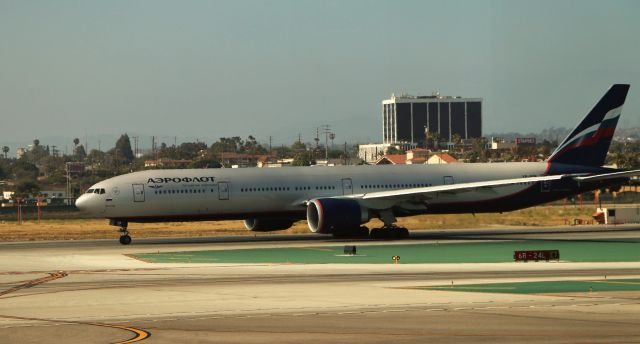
[382,93,482,145]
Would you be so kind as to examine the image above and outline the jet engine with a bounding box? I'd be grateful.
[306,198,370,234]
[243,218,295,231]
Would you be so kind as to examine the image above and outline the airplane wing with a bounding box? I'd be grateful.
[332,171,639,210]
[573,169,640,182]
[347,174,569,202]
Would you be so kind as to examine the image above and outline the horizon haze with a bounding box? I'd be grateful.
[2,0,640,152]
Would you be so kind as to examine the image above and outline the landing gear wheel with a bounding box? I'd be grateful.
[332,226,370,239]
[119,235,132,245]
[369,227,409,239]
[369,228,385,239]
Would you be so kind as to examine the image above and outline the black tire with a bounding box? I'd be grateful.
[397,227,409,238]
[333,227,370,239]
[369,228,383,239]
[119,235,132,245]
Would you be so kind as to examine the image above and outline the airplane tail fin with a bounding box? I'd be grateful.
[547,84,630,167]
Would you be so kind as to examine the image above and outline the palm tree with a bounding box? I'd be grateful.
[73,138,80,156]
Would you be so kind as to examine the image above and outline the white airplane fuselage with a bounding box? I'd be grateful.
[75,162,604,223]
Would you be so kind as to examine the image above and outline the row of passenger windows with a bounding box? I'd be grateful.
[360,183,432,189]
[154,189,210,195]
[151,184,435,196]
[152,184,433,195]
[240,186,336,192]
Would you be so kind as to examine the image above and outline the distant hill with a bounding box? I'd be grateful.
[487,127,570,143]
[488,127,640,143]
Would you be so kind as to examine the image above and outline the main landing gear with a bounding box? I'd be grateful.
[331,226,371,239]
[369,226,409,239]
[369,210,409,239]
[330,210,411,240]
[110,219,131,245]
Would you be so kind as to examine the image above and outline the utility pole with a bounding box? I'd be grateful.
[152,136,156,160]
[269,136,272,154]
[65,162,71,206]
[344,141,347,165]
[132,136,139,158]
[317,124,332,160]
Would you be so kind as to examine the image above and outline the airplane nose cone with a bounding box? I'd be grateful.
[75,195,88,211]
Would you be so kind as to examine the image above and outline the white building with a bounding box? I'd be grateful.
[358,143,392,163]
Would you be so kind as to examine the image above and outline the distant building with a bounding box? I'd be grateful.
[491,137,536,150]
[406,148,430,164]
[216,152,266,168]
[490,137,515,150]
[426,153,458,164]
[358,143,391,163]
[16,148,26,159]
[358,142,417,164]
[382,92,482,146]
[375,154,407,165]
[144,159,193,168]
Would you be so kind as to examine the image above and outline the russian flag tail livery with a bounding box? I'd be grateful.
[548,84,630,167]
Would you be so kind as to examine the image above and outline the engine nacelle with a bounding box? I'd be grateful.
[306,198,370,234]
[243,218,294,232]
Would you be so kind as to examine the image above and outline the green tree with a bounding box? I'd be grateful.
[272,146,292,159]
[244,135,268,154]
[210,137,243,153]
[74,144,87,160]
[292,152,313,166]
[188,158,222,168]
[14,179,40,199]
[10,160,39,180]
[452,133,463,153]
[386,146,404,155]
[2,146,8,159]
[114,134,134,163]
[291,140,306,152]
[86,149,106,167]
[176,141,208,159]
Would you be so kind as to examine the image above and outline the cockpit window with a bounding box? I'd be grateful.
[99,188,105,194]
[92,188,106,194]
[86,189,94,194]
[94,189,100,194]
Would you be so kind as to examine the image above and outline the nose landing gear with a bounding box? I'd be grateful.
[119,228,132,245]
[110,219,131,245]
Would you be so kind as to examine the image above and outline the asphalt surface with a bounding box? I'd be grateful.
[0,225,639,343]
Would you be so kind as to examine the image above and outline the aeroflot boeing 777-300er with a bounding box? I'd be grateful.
[77,84,640,244]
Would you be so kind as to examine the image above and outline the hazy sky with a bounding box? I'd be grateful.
[1,0,640,151]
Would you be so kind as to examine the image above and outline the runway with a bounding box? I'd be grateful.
[0,226,639,343]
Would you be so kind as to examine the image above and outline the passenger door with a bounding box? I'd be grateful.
[132,184,145,202]
[342,178,353,195]
[218,182,230,200]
